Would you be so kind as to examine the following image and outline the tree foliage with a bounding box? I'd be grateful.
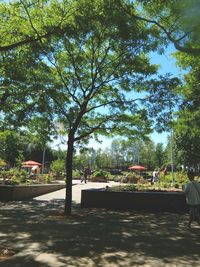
[0,130,55,166]
[173,129,200,169]
[0,0,75,52]
[120,0,200,55]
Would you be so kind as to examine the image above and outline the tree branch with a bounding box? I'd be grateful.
[118,1,200,55]
[0,2,74,52]
[74,116,113,142]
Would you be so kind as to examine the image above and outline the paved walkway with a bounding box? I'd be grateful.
[34,180,114,204]
[1,181,200,266]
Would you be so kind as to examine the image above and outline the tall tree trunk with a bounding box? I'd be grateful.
[64,134,74,215]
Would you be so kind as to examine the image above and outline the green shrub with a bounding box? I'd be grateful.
[5,177,20,185]
[44,174,53,183]
[113,176,122,182]
[51,159,65,177]
[174,171,188,185]
[0,159,7,168]
[90,170,108,182]
[0,168,30,185]
[110,181,183,192]
[93,170,108,178]
[72,169,81,179]
[110,184,137,191]
[19,169,29,183]
[120,173,140,184]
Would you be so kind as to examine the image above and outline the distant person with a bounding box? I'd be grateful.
[151,169,158,184]
[29,171,35,178]
[183,170,200,228]
[81,167,88,184]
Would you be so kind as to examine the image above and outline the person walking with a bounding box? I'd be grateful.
[151,169,158,184]
[184,171,200,228]
[81,167,88,184]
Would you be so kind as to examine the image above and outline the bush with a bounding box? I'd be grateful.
[0,159,7,168]
[121,173,140,184]
[50,159,65,178]
[19,169,29,183]
[43,174,53,183]
[72,169,82,179]
[174,171,188,185]
[110,183,182,192]
[90,170,108,182]
[0,168,29,185]
[113,176,122,182]
[110,184,137,191]
[93,170,108,177]
[157,170,188,188]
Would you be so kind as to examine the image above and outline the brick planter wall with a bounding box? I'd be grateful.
[0,184,66,201]
[81,189,188,212]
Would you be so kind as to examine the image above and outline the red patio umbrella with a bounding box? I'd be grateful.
[21,160,42,167]
[128,165,147,170]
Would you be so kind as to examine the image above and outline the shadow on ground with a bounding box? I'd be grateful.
[0,199,200,267]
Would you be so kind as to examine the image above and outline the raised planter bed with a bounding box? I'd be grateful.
[0,184,66,201]
[81,189,188,212]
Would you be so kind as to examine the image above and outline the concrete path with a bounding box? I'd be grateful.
[1,181,200,267]
[34,180,116,204]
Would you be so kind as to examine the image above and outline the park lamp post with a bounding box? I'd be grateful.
[170,128,174,184]
[42,147,46,174]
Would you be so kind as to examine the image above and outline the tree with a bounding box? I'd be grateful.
[139,140,156,170]
[0,130,23,166]
[95,149,112,170]
[119,0,200,55]
[0,129,55,166]
[39,0,166,215]
[173,129,200,170]
[110,140,126,169]
[173,50,200,130]
[153,143,166,168]
[73,148,93,170]
[50,159,65,177]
